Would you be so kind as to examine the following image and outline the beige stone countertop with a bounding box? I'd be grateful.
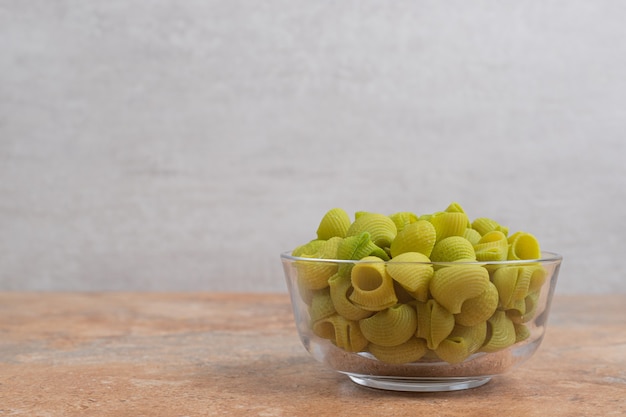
[0,292,624,416]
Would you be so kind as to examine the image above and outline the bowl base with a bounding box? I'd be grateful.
[346,374,492,392]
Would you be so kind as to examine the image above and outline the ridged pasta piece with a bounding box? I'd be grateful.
[337,232,389,262]
[416,299,455,350]
[346,213,397,249]
[389,212,419,233]
[492,266,533,309]
[471,217,509,237]
[444,202,469,218]
[463,228,482,245]
[368,337,428,364]
[328,273,373,321]
[528,265,547,292]
[430,265,490,314]
[430,236,476,262]
[359,304,418,347]
[295,237,343,290]
[480,310,517,353]
[292,239,325,257]
[474,231,509,262]
[316,208,352,240]
[312,314,369,352]
[434,322,487,364]
[389,220,436,258]
[308,288,336,323]
[349,257,398,311]
[507,291,540,324]
[514,323,530,343]
[454,282,499,327]
[386,252,433,302]
[429,211,469,242]
[507,232,541,260]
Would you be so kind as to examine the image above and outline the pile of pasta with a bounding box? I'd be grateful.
[292,202,547,365]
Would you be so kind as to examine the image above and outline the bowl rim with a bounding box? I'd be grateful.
[280,250,562,266]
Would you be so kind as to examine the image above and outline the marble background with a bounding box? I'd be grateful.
[1,1,625,293]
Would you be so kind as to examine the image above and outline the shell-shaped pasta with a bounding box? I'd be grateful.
[349,257,398,311]
[471,217,509,237]
[359,304,418,347]
[389,220,436,258]
[508,232,541,260]
[316,208,351,240]
[463,228,482,245]
[337,232,389,262]
[492,266,532,309]
[429,211,469,242]
[309,288,336,323]
[430,265,490,314]
[328,273,373,321]
[386,252,433,302]
[312,314,369,352]
[528,265,547,292]
[346,213,397,249]
[295,237,343,290]
[292,239,325,257]
[507,291,540,324]
[514,323,530,343]
[416,299,455,350]
[474,231,508,261]
[434,322,487,364]
[444,202,469,218]
[389,211,419,233]
[454,282,499,327]
[430,236,476,262]
[368,337,428,364]
[480,310,517,353]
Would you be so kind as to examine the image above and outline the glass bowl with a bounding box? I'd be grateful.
[281,251,562,392]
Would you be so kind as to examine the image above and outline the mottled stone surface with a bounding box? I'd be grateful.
[0,293,624,416]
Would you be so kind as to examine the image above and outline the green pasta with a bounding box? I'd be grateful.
[416,299,455,350]
[368,337,428,364]
[291,202,550,365]
[430,265,490,314]
[349,256,398,311]
[386,252,433,302]
[430,236,477,263]
[316,208,351,240]
[389,220,437,258]
[359,304,418,347]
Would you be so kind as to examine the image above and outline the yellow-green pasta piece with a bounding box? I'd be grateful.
[474,231,509,262]
[337,232,389,262]
[508,231,541,260]
[292,239,325,257]
[359,304,418,347]
[434,322,487,364]
[368,337,428,364]
[346,213,397,249]
[429,211,469,242]
[328,273,373,321]
[294,237,343,290]
[416,299,455,350]
[389,220,436,258]
[312,314,369,352]
[308,288,336,323]
[471,217,509,237]
[388,211,419,233]
[349,257,398,311]
[454,281,499,327]
[386,252,433,302]
[463,228,482,245]
[430,265,490,314]
[430,236,476,262]
[514,322,530,343]
[480,310,517,353]
[507,291,540,323]
[528,265,547,292]
[492,266,533,309]
[316,208,351,240]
